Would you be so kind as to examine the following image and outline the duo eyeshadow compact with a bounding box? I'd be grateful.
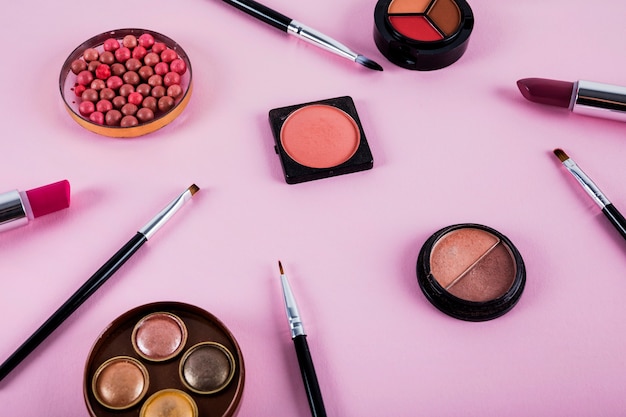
[83,302,244,417]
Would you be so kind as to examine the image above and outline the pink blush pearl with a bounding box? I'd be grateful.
[76,70,94,86]
[163,72,181,87]
[89,111,105,125]
[106,75,123,90]
[160,49,177,63]
[138,33,155,48]
[154,62,169,76]
[114,47,131,63]
[79,101,95,117]
[169,59,187,75]
[103,38,120,52]
[127,92,143,106]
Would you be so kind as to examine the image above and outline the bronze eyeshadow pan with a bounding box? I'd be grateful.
[84,302,244,417]
[269,96,374,184]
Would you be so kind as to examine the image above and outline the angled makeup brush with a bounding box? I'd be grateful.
[0,184,200,383]
[221,0,383,71]
[553,149,626,241]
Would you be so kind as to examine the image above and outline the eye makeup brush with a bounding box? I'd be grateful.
[221,0,383,71]
[278,261,327,417]
[553,149,626,241]
[0,184,200,383]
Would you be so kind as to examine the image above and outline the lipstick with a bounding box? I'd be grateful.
[0,180,71,232]
[517,78,626,122]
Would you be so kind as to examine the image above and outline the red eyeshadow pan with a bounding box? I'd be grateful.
[388,16,443,42]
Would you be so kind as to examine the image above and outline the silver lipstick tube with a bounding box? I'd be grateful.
[0,190,29,232]
[571,80,626,122]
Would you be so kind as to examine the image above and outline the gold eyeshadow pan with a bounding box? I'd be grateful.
[374,0,474,70]
[84,302,244,417]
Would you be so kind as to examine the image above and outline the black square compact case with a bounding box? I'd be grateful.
[269,96,374,184]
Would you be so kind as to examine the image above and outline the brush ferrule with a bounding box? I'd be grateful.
[139,187,195,240]
[563,159,611,207]
[572,80,626,122]
[0,190,28,232]
[280,274,306,338]
[287,21,358,62]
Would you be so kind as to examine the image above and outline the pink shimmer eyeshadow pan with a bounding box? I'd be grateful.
[132,312,188,361]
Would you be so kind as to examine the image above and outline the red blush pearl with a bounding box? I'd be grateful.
[89,111,105,125]
[106,75,123,90]
[169,59,187,75]
[79,101,95,116]
[95,64,111,80]
[76,70,94,86]
[114,47,131,63]
[74,84,86,97]
[138,33,155,48]
[127,92,143,106]
[103,38,120,52]
[163,72,181,87]
[160,49,177,63]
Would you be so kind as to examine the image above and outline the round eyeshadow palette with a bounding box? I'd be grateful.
[84,302,244,417]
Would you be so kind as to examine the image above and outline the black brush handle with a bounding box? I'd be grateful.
[603,204,626,240]
[0,232,147,382]
[222,0,292,32]
[293,335,327,417]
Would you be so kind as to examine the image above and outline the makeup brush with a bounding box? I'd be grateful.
[553,149,626,240]
[221,0,383,71]
[0,184,200,383]
[278,261,327,417]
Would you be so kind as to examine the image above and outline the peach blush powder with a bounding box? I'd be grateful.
[280,104,361,169]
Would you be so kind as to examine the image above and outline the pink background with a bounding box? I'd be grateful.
[2,0,626,415]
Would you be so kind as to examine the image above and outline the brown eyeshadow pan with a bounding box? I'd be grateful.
[417,224,526,321]
[84,302,245,417]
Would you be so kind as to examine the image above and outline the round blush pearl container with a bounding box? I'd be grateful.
[268,96,374,184]
[373,0,474,70]
[59,28,193,138]
[84,302,244,417]
[416,224,526,321]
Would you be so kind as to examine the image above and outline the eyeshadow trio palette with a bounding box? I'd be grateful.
[84,302,244,417]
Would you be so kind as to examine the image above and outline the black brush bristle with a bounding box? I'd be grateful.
[356,55,383,71]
